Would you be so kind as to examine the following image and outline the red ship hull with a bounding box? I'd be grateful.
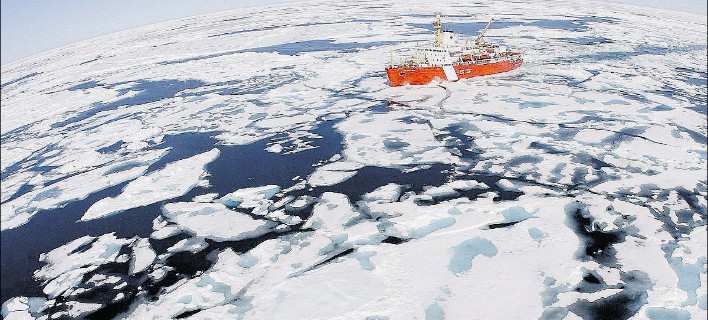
[386,59,523,86]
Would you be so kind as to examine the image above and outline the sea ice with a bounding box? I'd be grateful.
[1,148,168,230]
[217,185,280,211]
[80,148,219,221]
[1,0,706,319]
[129,238,156,275]
[160,201,276,242]
[35,233,133,299]
[361,183,404,203]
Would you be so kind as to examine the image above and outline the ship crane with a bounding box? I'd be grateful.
[384,16,522,86]
[475,18,494,47]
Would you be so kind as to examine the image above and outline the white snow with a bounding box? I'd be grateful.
[35,233,133,299]
[1,0,706,318]
[159,201,275,242]
[361,183,404,203]
[336,110,459,167]
[1,297,47,320]
[307,161,361,187]
[129,238,156,275]
[217,184,280,213]
[303,192,359,233]
[1,148,169,230]
[80,148,220,221]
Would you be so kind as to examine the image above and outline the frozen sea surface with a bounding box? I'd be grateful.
[1,0,706,319]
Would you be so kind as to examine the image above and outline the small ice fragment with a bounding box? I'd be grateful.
[161,202,275,242]
[266,143,283,153]
[496,179,518,191]
[362,183,403,202]
[447,179,486,190]
[192,193,219,203]
[217,185,280,208]
[422,185,459,198]
[130,238,156,275]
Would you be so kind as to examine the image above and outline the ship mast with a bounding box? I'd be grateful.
[475,18,494,47]
[433,14,442,47]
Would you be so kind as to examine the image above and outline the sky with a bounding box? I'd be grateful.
[0,0,303,65]
[1,0,706,66]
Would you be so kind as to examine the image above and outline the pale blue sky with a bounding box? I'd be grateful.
[1,0,706,66]
[1,0,301,65]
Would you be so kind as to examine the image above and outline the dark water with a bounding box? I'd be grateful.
[560,37,613,45]
[408,21,523,35]
[52,79,207,129]
[208,18,382,39]
[564,201,627,267]
[160,39,400,65]
[1,72,41,88]
[408,17,617,36]
[239,39,399,55]
[0,119,344,303]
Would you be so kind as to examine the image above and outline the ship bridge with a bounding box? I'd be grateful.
[415,47,453,66]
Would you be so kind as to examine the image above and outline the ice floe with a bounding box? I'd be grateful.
[159,201,276,242]
[1,0,706,319]
[1,148,168,230]
[34,233,133,299]
[80,148,219,221]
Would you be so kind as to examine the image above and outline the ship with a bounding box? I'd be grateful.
[386,16,523,86]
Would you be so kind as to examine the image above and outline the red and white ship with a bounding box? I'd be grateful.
[386,16,523,86]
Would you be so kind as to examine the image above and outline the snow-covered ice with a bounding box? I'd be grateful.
[159,201,276,242]
[1,0,705,319]
[80,148,219,221]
